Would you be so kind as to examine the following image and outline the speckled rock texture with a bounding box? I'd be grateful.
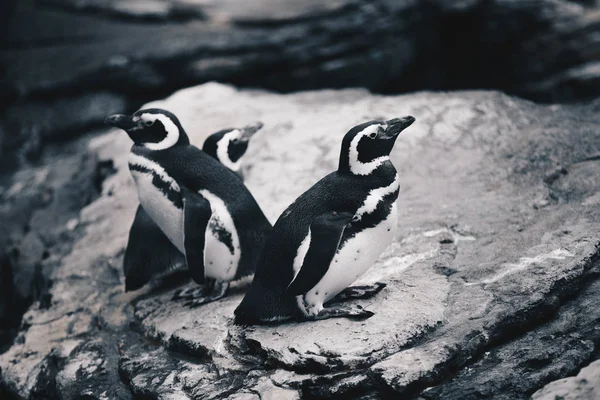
[1,83,600,399]
[0,134,105,354]
[532,359,600,400]
[3,0,600,168]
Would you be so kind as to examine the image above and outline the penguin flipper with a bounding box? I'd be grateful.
[124,205,185,291]
[287,211,353,296]
[183,189,213,285]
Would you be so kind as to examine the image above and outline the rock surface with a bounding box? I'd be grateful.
[3,0,600,168]
[0,133,104,353]
[1,83,600,399]
[532,359,600,400]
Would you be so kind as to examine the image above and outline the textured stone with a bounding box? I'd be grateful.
[0,136,102,353]
[5,0,598,100]
[1,84,600,399]
[3,0,600,169]
[532,359,600,400]
[0,92,127,166]
[419,276,600,399]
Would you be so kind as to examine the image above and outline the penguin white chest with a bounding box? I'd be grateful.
[199,190,241,281]
[131,175,241,281]
[296,175,400,317]
[131,170,185,253]
[128,155,240,282]
[298,203,397,316]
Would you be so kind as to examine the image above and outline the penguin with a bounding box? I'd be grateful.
[234,116,415,324]
[121,121,264,292]
[105,109,272,306]
[202,121,263,179]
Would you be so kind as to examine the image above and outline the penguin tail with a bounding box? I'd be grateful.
[124,277,145,292]
[233,313,252,326]
[233,284,297,325]
[233,300,259,325]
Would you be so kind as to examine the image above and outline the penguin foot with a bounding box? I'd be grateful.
[172,279,217,300]
[312,305,374,321]
[328,282,387,304]
[171,286,204,301]
[183,281,230,308]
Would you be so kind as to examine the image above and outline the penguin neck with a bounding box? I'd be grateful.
[338,151,392,177]
[216,143,241,172]
[203,148,242,174]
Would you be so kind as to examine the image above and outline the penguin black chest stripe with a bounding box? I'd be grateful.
[208,219,234,253]
[339,173,400,248]
[128,153,183,209]
[128,163,183,209]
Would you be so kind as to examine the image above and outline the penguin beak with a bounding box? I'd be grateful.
[383,116,416,138]
[105,114,140,131]
[240,121,264,141]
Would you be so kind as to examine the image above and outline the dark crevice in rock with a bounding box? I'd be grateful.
[0,255,27,355]
[164,345,214,365]
[0,382,20,400]
[28,349,64,400]
[225,330,270,368]
[94,160,116,194]
[298,370,375,400]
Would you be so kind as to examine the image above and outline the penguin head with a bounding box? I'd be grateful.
[105,108,190,150]
[202,122,263,172]
[338,116,415,175]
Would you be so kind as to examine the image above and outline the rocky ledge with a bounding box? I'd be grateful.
[1,83,600,399]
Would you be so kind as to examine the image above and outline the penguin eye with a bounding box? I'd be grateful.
[368,131,377,139]
[351,215,360,223]
[231,138,239,144]
[144,120,154,127]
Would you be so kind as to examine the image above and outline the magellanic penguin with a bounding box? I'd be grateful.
[121,121,264,292]
[105,109,271,306]
[202,122,263,179]
[234,116,415,324]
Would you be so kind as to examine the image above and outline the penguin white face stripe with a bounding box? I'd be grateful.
[128,153,180,192]
[354,174,400,220]
[216,129,242,172]
[140,113,180,151]
[348,123,388,176]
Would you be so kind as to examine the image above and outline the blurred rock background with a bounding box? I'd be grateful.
[1,0,600,399]
[4,0,600,170]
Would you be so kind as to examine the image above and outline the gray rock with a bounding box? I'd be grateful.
[532,359,600,400]
[0,136,102,353]
[1,84,600,399]
[419,275,600,399]
[4,0,600,169]
[0,92,127,167]
[5,0,597,100]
